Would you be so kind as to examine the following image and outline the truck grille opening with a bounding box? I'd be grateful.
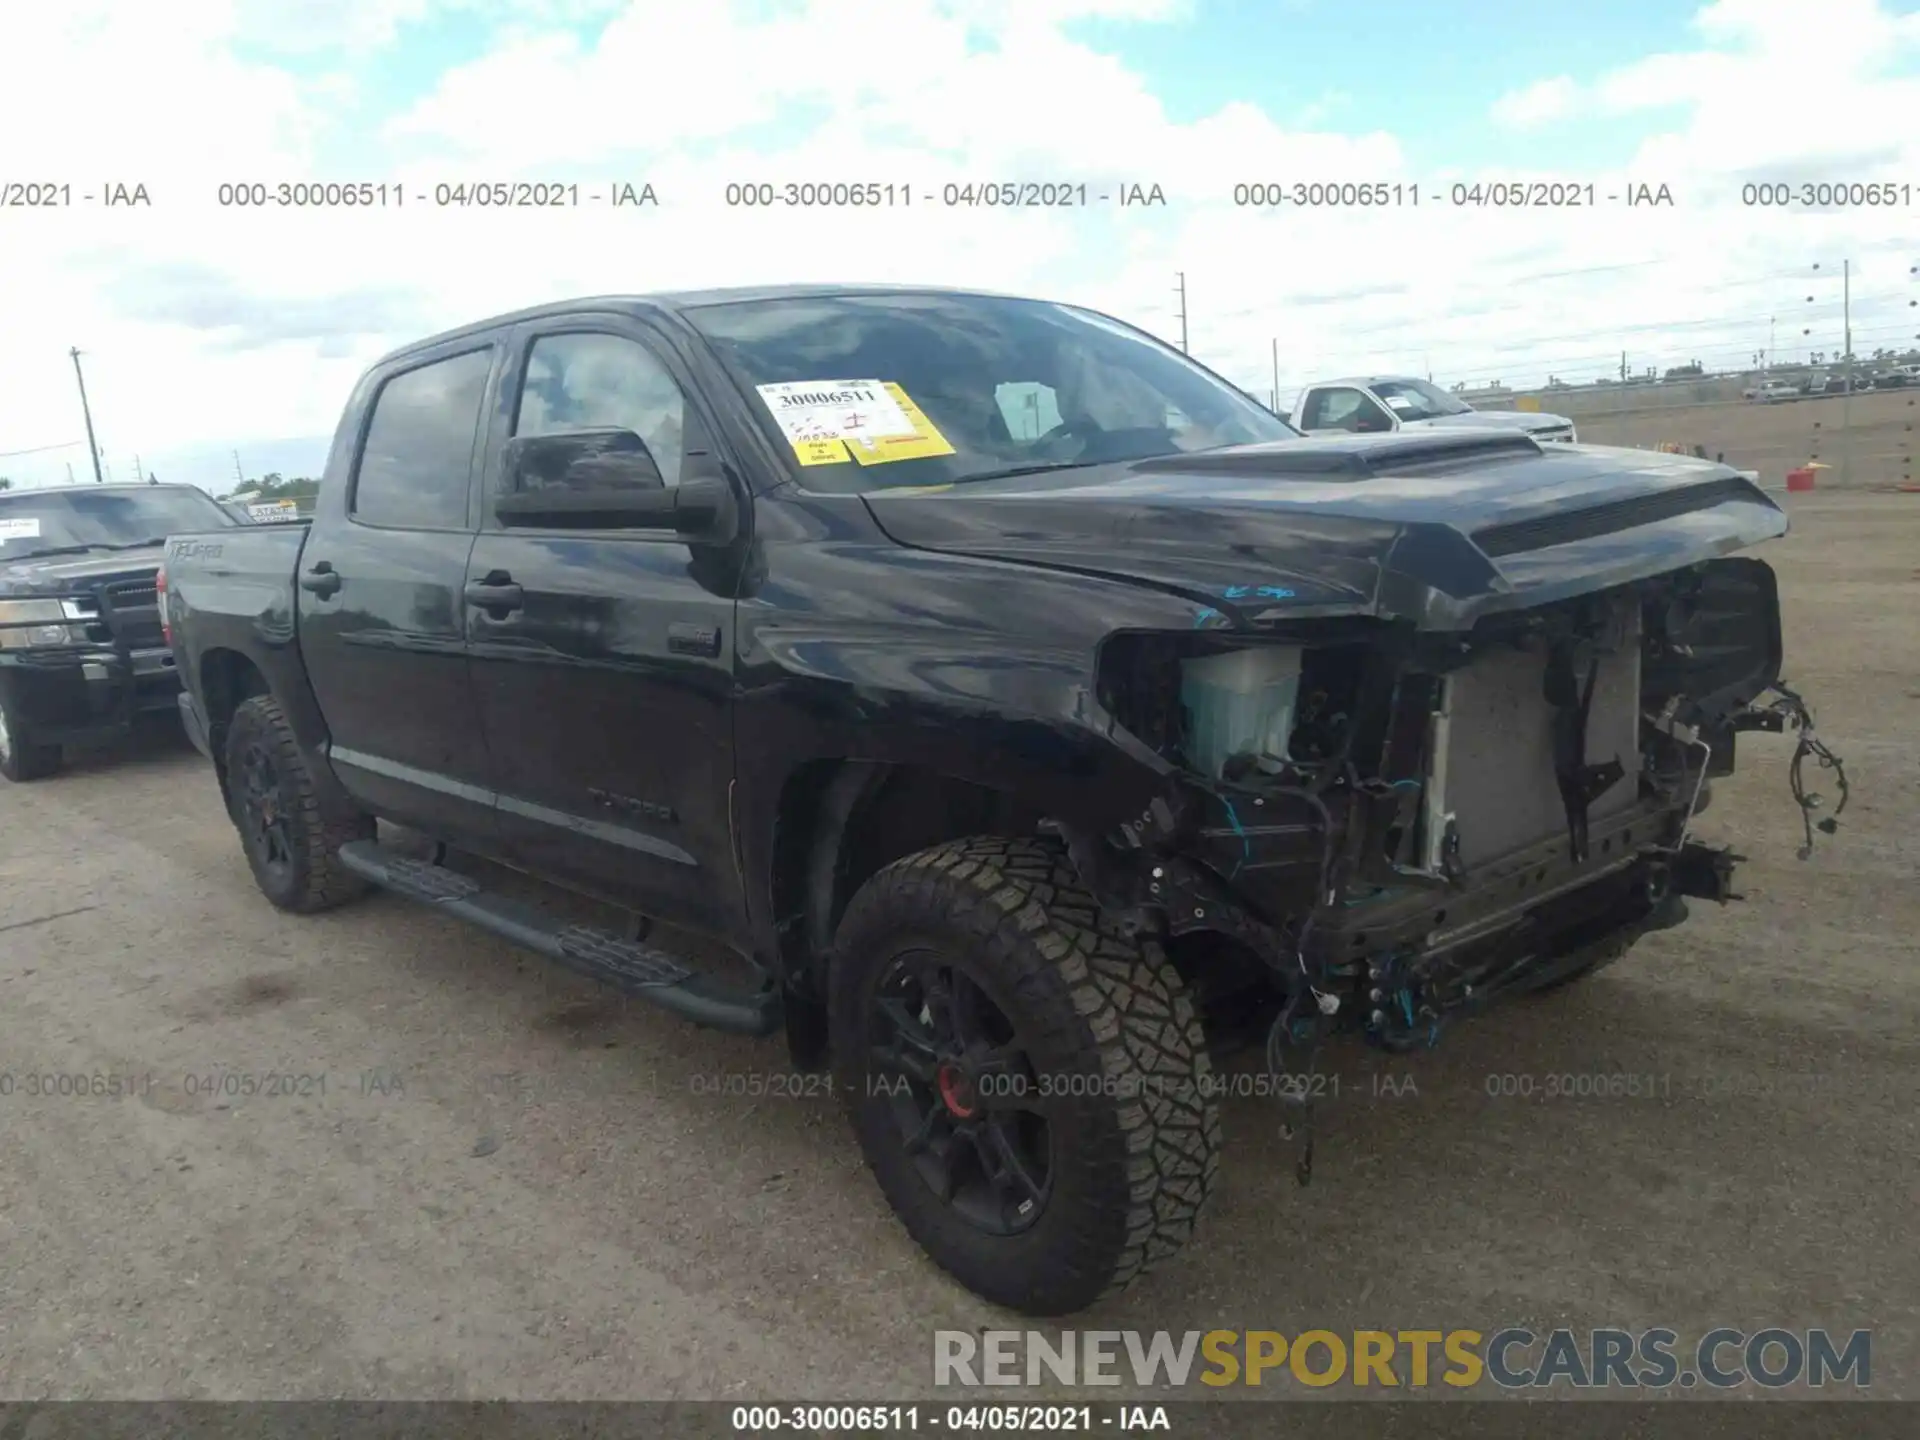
[60,576,164,650]
[1425,609,1642,867]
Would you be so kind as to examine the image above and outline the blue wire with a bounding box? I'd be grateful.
[1221,797,1252,877]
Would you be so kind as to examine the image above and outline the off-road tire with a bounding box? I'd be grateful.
[830,836,1222,1315]
[0,686,62,782]
[224,694,373,913]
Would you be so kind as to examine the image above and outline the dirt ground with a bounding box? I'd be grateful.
[1562,390,1917,489]
[1,491,1916,1410]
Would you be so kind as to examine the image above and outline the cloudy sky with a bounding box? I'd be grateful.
[2,0,1917,492]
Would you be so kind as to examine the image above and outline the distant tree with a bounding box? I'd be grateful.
[0,476,11,490]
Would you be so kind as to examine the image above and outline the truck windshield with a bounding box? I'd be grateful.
[0,486,233,559]
[686,292,1298,492]
[1369,378,1474,420]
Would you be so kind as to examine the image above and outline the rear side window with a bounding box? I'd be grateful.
[1303,387,1392,432]
[352,348,493,529]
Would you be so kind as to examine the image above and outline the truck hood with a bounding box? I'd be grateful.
[0,543,165,598]
[1404,409,1571,434]
[861,430,1787,631]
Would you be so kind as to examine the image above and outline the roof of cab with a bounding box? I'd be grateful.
[372,283,1036,370]
[1308,375,1426,389]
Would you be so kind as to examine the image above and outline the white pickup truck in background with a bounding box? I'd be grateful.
[1290,375,1578,443]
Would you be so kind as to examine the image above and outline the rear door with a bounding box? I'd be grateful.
[462,314,746,934]
[295,338,501,842]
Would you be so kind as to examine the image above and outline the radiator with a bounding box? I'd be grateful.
[1426,610,1642,868]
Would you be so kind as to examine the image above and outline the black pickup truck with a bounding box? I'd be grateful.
[159,284,1840,1315]
[0,482,237,780]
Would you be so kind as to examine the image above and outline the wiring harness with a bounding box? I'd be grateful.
[1759,681,1850,860]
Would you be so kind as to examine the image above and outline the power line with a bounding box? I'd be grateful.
[0,439,83,458]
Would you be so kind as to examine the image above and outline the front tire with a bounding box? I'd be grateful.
[223,694,372,913]
[830,837,1222,1315]
[0,686,61,782]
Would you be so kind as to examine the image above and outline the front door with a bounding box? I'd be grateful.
[462,319,745,935]
[296,341,499,842]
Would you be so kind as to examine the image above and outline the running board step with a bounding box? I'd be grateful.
[336,840,780,1037]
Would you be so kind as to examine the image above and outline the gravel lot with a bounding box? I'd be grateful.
[2,490,1915,1407]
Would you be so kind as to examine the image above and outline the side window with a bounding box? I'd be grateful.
[1308,387,1393,433]
[513,333,687,488]
[352,348,493,529]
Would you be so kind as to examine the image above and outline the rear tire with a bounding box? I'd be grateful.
[830,836,1222,1315]
[0,687,61,782]
[223,694,372,913]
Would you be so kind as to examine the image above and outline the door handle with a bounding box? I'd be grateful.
[299,563,342,598]
[464,577,525,612]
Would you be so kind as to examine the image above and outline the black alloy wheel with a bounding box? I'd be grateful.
[234,731,295,890]
[221,694,372,913]
[868,946,1054,1236]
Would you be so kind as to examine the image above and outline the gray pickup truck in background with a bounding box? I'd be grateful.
[0,482,237,781]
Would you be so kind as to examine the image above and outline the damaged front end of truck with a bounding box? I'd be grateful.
[992,448,1850,1179]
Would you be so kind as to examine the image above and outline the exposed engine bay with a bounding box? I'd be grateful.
[1065,555,1848,1180]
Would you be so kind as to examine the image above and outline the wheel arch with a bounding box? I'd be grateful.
[770,755,1139,1069]
[196,646,272,807]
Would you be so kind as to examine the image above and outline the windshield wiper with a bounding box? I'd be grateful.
[3,543,108,560]
[952,460,1107,485]
[99,537,169,549]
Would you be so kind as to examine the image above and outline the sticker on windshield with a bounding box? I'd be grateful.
[756,380,914,446]
[792,437,852,466]
[0,517,42,541]
[1382,395,1414,410]
[847,384,956,466]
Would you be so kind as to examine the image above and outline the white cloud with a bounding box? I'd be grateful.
[1489,76,1582,129]
[1,0,1917,491]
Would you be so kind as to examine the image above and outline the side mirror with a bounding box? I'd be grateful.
[503,428,664,493]
[495,428,738,540]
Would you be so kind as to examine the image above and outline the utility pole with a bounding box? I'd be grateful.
[133,453,143,483]
[1271,338,1280,413]
[1767,316,1776,372]
[1620,350,1627,383]
[65,462,75,484]
[69,348,105,483]
[1173,272,1188,354]
[233,451,245,490]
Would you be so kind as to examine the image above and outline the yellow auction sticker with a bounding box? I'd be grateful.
[846,383,958,466]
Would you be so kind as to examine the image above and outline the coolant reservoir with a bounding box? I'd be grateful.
[1180,646,1302,780]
